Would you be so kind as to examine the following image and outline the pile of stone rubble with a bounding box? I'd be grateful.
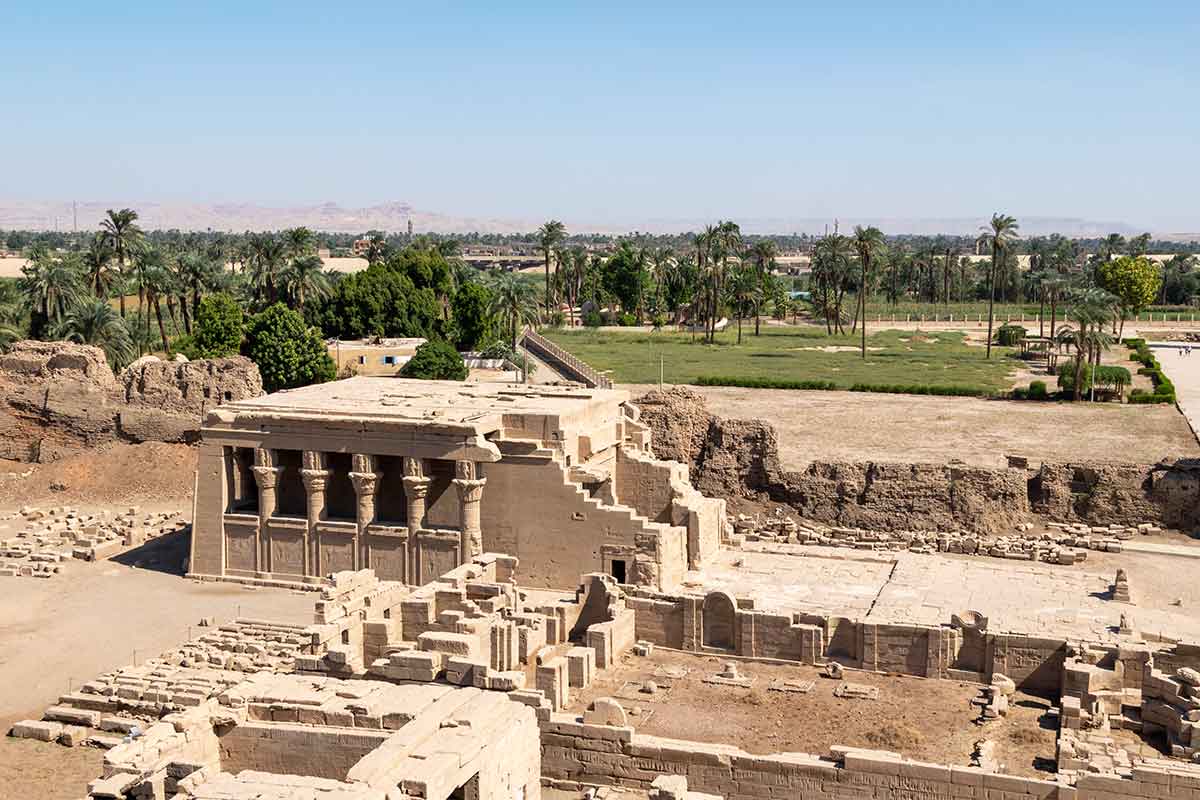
[730,510,1165,566]
[0,505,186,578]
[8,617,308,748]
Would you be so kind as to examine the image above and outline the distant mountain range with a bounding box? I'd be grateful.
[0,200,1184,239]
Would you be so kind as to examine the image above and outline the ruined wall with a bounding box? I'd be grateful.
[634,388,1200,533]
[542,714,1198,800]
[0,340,262,462]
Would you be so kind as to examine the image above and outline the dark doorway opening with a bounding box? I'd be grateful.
[611,558,627,584]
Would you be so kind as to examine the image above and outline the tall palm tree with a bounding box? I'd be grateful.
[746,240,777,336]
[283,227,316,260]
[139,253,174,352]
[98,208,145,318]
[283,254,331,312]
[537,220,567,315]
[0,278,24,348]
[852,226,885,358]
[81,235,116,300]
[489,273,541,350]
[53,299,135,370]
[977,213,1020,359]
[245,235,286,306]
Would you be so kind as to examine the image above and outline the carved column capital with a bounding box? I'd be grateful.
[349,471,383,496]
[251,465,282,490]
[300,468,332,492]
[453,477,487,505]
[402,475,431,500]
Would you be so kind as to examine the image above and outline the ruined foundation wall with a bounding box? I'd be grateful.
[542,713,1200,800]
[627,591,1069,694]
[0,340,262,462]
[634,388,1200,533]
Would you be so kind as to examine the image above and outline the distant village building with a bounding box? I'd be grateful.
[328,338,427,377]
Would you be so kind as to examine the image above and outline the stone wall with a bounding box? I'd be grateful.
[0,340,262,462]
[634,388,1200,533]
[541,713,1200,800]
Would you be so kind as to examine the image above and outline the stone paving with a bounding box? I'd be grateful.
[698,543,1200,644]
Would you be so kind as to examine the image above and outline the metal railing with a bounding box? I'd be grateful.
[520,327,612,389]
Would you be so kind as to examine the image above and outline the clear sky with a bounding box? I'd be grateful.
[2,1,1197,230]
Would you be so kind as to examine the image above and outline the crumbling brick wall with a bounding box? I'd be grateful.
[634,387,1200,532]
[0,340,262,462]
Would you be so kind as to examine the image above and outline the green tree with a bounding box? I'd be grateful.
[746,240,777,336]
[53,299,135,370]
[400,339,468,381]
[312,259,440,340]
[20,248,83,336]
[977,213,1020,359]
[98,208,145,318]
[852,226,885,358]
[191,293,245,358]
[600,242,647,318]
[537,220,566,314]
[82,234,116,299]
[1097,255,1161,339]
[451,282,495,351]
[243,303,335,393]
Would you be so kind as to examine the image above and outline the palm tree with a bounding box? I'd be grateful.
[977,213,1020,359]
[489,273,541,350]
[283,227,316,260]
[1055,288,1115,401]
[537,220,567,315]
[727,265,758,344]
[139,253,174,352]
[98,208,145,318]
[363,233,389,266]
[852,226,885,358]
[245,235,286,306]
[746,240,777,336]
[0,279,24,348]
[81,235,116,299]
[283,254,331,312]
[53,299,135,370]
[21,249,83,332]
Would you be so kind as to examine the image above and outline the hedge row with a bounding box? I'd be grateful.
[1124,338,1176,404]
[694,376,988,396]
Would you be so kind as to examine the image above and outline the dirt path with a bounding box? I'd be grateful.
[623,384,1199,469]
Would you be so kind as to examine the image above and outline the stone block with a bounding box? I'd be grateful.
[9,719,63,741]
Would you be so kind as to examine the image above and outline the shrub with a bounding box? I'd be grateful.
[848,383,988,397]
[244,303,336,393]
[996,324,1026,346]
[549,310,566,328]
[400,339,468,381]
[618,312,637,327]
[651,313,667,329]
[1028,380,1049,400]
[583,310,603,328]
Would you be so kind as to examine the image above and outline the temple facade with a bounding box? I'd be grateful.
[188,378,725,591]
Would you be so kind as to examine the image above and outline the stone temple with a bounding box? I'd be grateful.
[189,378,725,591]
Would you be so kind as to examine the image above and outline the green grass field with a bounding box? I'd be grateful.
[542,326,1021,391]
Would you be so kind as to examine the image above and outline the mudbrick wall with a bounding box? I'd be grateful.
[0,340,262,463]
[634,388,1200,534]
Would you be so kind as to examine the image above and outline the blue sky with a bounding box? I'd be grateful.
[2,2,1198,230]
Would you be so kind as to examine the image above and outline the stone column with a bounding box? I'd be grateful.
[402,457,431,584]
[453,461,487,562]
[401,457,430,529]
[350,453,381,570]
[300,451,331,578]
[250,448,282,574]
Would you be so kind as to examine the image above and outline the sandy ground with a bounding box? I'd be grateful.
[624,383,1200,469]
[0,443,313,796]
[568,650,1057,777]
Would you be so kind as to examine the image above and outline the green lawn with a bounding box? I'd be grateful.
[542,326,1021,392]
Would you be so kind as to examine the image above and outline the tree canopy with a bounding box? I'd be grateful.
[400,339,468,381]
[243,303,335,392]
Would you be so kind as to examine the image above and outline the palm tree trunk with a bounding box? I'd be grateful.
[986,253,997,359]
[154,298,169,352]
[1039,289,1045,338]
[861,258,868,358]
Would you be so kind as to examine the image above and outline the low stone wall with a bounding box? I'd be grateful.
[635,388,1200,533]
[543,713,1200,800]
[626,589,1072,695]
[0,340,262,462]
